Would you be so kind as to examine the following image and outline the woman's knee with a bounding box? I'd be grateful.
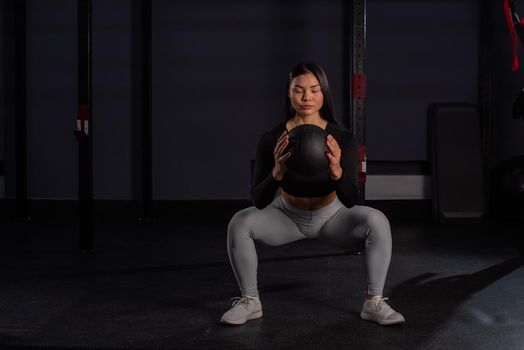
[364,208,391,236]
[227,207,257,240]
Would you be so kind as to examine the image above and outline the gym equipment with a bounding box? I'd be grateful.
[491,156,524,219]
[504,0,524,71]
[77,0,94,251]
[285,124,330,183]
[513,89,524,120]
[429,103,485,222]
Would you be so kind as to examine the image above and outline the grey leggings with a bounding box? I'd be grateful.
[227,194,392,297]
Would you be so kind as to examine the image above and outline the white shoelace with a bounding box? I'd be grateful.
[375,297,389,310]
[230,297,252,309]
[368,296,391,311]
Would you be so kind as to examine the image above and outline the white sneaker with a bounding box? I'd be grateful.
[360,296,405,326]
[220,296,263,325]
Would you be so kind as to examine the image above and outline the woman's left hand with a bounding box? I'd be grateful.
[326,134,343,181]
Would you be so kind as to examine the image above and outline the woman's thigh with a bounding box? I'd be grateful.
[317,205,388,247]
[229,204,306,246]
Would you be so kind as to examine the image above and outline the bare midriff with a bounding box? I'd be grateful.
[282,190,337,211]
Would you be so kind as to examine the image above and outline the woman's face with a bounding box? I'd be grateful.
[289,72,324,118]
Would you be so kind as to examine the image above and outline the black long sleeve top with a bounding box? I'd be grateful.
[251,121,360,209]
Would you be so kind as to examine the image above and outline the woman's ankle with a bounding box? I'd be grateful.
[365,294,382,300]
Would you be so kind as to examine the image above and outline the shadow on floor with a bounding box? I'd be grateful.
[389,256,524,347]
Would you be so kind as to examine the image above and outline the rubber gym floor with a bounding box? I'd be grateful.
[0,211,523,350]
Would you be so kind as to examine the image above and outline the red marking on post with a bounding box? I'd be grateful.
[352,74,367,99]
[78,104,89,121]
[75,104,89,142]
[358,144,367,184]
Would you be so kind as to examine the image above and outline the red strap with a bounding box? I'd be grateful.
[504,0,520,71]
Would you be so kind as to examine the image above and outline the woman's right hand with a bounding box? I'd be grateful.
[272,130,292,181]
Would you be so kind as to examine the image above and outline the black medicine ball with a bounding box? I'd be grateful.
[284,124,330,179]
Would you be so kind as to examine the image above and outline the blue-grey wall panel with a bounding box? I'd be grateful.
[152,0,344,200]
[366,0,479,161]
[92,0,133,199]
[3,0,15,199]
[26,0,77,198]
[6,0,522,200]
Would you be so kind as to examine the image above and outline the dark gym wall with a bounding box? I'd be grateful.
[3,0,15,199]
[92,0,133,199]
[25,0,77,198]
[2,0,14,200]
[3,0,346,201]
[366,0,479,161]
[152,0,344,200]
[492,0,524,166]
[2,0,522,201]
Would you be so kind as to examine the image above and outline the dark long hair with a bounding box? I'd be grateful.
[284,60,337,124]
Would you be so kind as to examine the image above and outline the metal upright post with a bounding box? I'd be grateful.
[343,0,352,129]
[14,0,28,219]
[141,0,153,221]
[350,0,367,203]
[77,0,94,252]
[132,0,153,222]
[478,0,493,215]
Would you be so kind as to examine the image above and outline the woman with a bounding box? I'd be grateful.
[220,61,405,326]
